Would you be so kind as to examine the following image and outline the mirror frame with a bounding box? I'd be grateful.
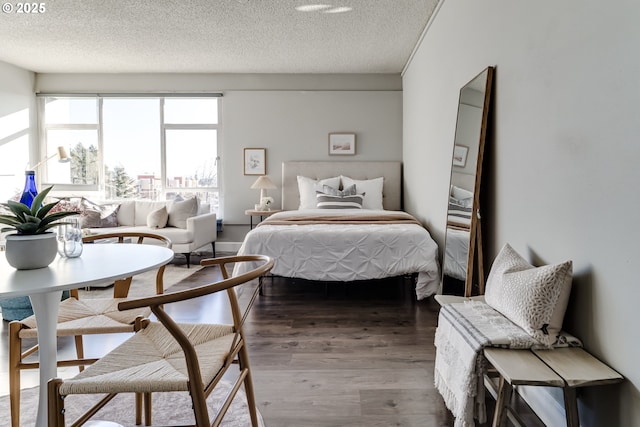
[443,66,494,297]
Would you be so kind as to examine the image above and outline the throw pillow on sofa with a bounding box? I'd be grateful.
[147,206,169,229]
[484,243,573,348]
[79,199,119,228]
[167,197,198,229]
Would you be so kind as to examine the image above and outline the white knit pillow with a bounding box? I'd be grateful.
[484,244,573,347]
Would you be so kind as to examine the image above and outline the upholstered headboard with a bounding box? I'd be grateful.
[282,161,402,211]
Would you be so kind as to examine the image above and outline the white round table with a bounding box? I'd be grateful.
[0,244,174,427]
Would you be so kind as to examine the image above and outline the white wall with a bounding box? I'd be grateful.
[222,90,402,223]
[34,73,403,224]
[0,60,36,200]
[403,0,640,425]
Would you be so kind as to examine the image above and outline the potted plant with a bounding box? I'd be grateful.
[0,186,79,270]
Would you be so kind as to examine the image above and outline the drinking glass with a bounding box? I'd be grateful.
[57,216,83,258]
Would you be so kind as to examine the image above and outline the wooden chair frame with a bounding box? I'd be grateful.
[48,254,274,427]
[9,232,172,427]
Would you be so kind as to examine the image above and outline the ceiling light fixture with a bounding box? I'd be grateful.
[323,6,353,13]
[295,4,332,12]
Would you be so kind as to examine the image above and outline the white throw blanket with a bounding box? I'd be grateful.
[434,301,538,427]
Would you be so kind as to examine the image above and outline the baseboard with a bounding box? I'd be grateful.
[215,241,242,253]
[194,241,242,254]
[516,385,566,427]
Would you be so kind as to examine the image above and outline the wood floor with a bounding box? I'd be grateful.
[247,276,453,426]
[0,258,543,426]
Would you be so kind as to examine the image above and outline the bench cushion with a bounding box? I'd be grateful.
[485,243,572,347]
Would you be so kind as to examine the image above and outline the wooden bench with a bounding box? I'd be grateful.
[484,346,623,427]
[433,295,623,426]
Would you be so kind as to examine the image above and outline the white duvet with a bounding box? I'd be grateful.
[232,209,440,299]
[443,227,469,281]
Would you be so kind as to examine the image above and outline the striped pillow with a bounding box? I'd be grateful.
[316,191,364,209]
[321,184,357,196]
[448,198,473,220]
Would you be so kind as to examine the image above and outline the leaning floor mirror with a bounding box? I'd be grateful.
[442,66,494,297]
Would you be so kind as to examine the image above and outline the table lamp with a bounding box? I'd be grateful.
[250,175,277,208]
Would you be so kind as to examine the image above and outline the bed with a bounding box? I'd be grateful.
[443,227,469,281]
[232,161,440,300]
[443,184,473,281]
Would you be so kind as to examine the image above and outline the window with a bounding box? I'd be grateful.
[44,98,99,186]
[38,95,221,215]
[103,98,160,199]
[0,108,30,201]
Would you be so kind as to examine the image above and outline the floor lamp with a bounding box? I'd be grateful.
[20,146,70,207]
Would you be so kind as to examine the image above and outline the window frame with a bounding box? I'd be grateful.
[37,94,222,211]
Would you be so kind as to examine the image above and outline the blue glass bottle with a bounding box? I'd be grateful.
[3,170,41,320]
[19,170,38,208]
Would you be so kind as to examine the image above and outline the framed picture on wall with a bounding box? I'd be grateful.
[244,148,266,175]
[328,133,356,155]
[452,145,469,167]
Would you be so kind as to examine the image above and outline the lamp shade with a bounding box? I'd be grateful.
[250,175,277,190]
[57,146,70,163]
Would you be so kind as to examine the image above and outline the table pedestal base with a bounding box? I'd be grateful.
[30,291,62,427]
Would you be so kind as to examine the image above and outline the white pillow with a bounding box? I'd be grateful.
[297,175,341,210]
[451,185,474,208]
[484,243,573,348]
[340,176,384,210]
[167,197,198,229]
[147,206,168,229]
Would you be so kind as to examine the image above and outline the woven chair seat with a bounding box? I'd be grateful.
[18,297,151,339]
[59,322,235,396]
[47,255,273,427]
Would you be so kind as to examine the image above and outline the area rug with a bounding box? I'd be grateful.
[0,381,264,426]
[77,262,217,299]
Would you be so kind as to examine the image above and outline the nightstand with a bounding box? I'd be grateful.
[245,209,282,229]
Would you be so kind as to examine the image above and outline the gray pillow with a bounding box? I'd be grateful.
[316,191,364,209]
[321,184,357,197]
[167,197,197,229]
[147,206,168,229]
[80,201,119,228]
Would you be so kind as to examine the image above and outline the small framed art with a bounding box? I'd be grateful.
[452,145,469,167]
[329,133,356,155]
[244,148,266,175]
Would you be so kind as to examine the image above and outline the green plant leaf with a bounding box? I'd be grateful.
[24,215,40,223]
[2,185,79,234]
[0,215,21,227]
[30,186,53,215]
[38,211,79,230]
[15,223,39,234]
[36,202,58,219]
[5,201,30,220]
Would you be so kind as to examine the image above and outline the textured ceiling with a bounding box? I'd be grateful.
[0,0,439,74]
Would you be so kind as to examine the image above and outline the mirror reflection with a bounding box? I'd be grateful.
[442,66,494,296]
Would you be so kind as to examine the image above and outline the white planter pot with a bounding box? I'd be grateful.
[5,232,58,270]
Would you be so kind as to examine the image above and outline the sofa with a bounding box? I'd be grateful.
[81,198,217,268]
